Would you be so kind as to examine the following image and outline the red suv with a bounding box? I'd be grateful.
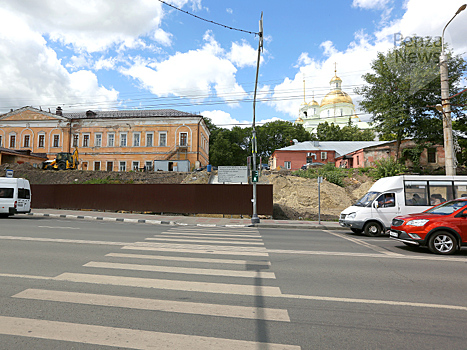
[390,198,467,255]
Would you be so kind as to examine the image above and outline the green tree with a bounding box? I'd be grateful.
[209,128,250,166]
[316,120,375,141]
[255,120,312,158]
[355,44,466,158]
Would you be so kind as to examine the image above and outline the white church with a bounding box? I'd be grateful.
[295,68,370,133]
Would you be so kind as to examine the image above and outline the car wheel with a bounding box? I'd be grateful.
[350,228,363,234]
[428,231,457,255]
[363,221,382,237]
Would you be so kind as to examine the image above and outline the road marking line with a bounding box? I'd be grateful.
[325,231,402,256]
[106,253,271,266]
[0,315,300,350]
[168,228,258,234]
[132,242,267,251]
[145,237,264,245]
[154,233,262,239]
[37,226,81,230]
[0,236,127,246]
[13,289,289,321]
[54,273,283,296]
[282,293,467,312]
[122,246,269,256]
[83,261,276,279]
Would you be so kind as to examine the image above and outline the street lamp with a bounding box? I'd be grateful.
[440,4,466,175]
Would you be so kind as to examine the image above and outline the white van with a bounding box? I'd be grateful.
[339,175,467,236]
[0,177,31,217]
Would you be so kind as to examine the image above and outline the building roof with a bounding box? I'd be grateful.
[63,109,200,119]
[0,147,48,160]
[276,140,392,158]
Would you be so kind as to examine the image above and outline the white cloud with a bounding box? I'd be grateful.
[153,28,173,47]
[352,0,391,10]
[0,7,118,112]
[226,8,233,14]
[202,110,243,128]
[121,32,247,106]
[227,40,257,68]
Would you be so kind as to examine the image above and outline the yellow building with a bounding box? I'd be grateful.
[0,106,210,171]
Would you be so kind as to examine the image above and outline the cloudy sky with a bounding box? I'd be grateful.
[0,0,466,127]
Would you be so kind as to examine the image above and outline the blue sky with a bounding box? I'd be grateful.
[0,0,466,128]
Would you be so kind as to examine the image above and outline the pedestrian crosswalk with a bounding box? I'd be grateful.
[2,225,301,349]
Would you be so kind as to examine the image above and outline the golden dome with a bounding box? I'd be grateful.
[320,89,353,107]
[310,99,319,106]
[330,75,342,83]
[296,117,304,123]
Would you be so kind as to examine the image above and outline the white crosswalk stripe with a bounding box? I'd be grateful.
[2,226,301,349]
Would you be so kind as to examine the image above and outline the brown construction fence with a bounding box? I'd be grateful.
[30,184,273,216]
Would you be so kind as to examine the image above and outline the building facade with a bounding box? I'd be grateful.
[295,69,370,133]
[0,106,210,171]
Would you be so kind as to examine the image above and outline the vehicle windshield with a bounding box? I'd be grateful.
[354,191,380,207]
[425,200,467,215]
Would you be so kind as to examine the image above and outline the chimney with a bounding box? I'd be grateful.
[56,106,63,116]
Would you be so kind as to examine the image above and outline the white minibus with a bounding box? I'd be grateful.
[339,175,467,236]
[0,177,31,217]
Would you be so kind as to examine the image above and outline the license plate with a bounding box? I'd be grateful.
[17,203,23,207]
[389,231,398,238]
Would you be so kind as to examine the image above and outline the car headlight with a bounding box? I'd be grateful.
[347,212,357,219]
[406,219,429,226]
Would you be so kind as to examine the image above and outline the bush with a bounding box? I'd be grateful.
[370,157,407,180]
[293,164,346,187]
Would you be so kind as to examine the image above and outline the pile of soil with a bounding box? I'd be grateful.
[0,163,375,220]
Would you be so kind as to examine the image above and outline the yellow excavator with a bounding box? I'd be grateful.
[43,149,79,170]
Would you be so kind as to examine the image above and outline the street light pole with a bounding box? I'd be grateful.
[440,4,466,176]
[251,12,263,225]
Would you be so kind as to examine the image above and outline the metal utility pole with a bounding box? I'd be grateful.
[251,12,263,225]
[440,4,466,175]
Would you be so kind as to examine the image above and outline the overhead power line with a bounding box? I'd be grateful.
[157,0,258,35]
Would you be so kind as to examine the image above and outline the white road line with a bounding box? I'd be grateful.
[168,228,258,234]
[0,236,127,246]
[325,231,402,256]
[37,226,81,230]
[122,246,269,256]
[13,289,289,321]
[0,316,300,350]
[54,273,283,296]
[106,253,271,266]
[132,242,267,252]
[282,293,467,312]
[145,237,264,245]
[83,261,276,279]
[154,233,263,240]
[2,273,466,312]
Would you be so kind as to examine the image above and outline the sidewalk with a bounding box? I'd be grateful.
[27,209,345,230]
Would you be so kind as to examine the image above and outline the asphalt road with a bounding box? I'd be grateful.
[0,216,466,349]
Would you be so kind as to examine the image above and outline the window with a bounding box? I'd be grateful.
[38,134,45,148]
[0,188,14,198]
[120,133,127,147]
[18,188,30,199]
[94,161,101,171]
[106,161,113,171]
[0,135,2,147]
[53,135,60,148]
[428,181,452,205]
[119,161,126,171]
[146,133,153,147]
[82,162,88,170]
[73,134,79,147]
[107,133,115,147]
[284,161,291,169]
[9,134,16,148]
[179,132,188,146]
[23,135,30,148]
[340,109,343,116]
[83,134,90,147]
[132,161,139,171]
[376,193,396,208]
[404,181,429,206]
[133,133,140,147]
[427,148,436,163]
[145,161,153,171]
[356,155,359,165]
[159,132,167,147]
[95,133,102,147]
[321,152,327,160]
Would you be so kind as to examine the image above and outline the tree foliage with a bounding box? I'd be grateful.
[355,43,466,158]
[315,120,375,141]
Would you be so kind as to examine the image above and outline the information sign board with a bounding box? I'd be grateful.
[218,166,248,183]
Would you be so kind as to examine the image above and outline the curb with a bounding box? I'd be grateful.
[27,212,345,230]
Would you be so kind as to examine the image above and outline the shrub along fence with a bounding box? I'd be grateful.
[30,184,273,216]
